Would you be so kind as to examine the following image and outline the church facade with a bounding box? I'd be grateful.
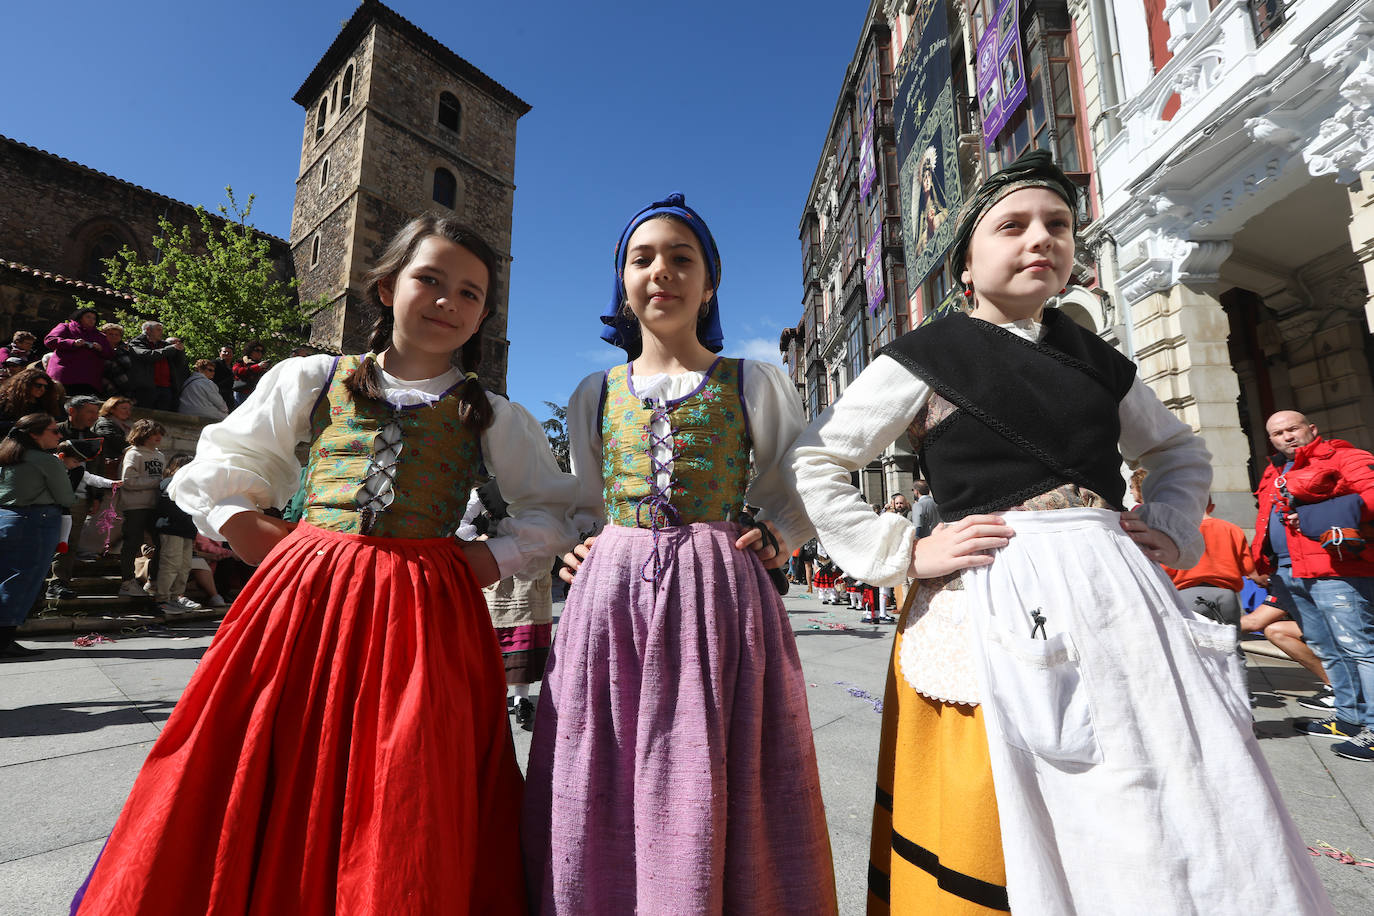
[0,0,526,393]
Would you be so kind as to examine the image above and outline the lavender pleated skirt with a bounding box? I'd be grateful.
[522,522,837,915]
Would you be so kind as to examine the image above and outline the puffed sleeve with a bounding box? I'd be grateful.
[741,360,813,548]
[481,394,583,579]
[565,370,609,535]
[1117,377,1212,568]
[170,355,335,538]
[786,354,931,587]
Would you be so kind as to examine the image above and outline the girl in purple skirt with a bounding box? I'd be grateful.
[522,193,837,914]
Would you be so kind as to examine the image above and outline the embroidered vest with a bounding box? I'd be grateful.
[302,355,483,538]
[600,357,752,528]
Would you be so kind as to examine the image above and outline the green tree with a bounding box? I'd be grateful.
[542,401,570,472]
[81,188,325,361]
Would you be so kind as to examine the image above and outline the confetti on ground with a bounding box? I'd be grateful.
[74,633,116,647]
[1307,842,1374,867]
[807,618,850,631]
[834,680,883,713]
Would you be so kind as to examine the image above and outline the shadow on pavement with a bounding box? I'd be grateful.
[794,627,891,640]
[0,698,178,738]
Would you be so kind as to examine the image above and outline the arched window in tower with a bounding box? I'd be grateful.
[320,157,330,189]
[438,92,460,133]
[85,232,125,284]
[432,168,457,209]
[310,234,321,268]
[341,65,354,111]
[315,98,328,141]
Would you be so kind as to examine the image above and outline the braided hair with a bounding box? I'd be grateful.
[343,213,500,431]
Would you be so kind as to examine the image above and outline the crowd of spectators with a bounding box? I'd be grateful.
[1,307,321,428]
[0,308,316,650]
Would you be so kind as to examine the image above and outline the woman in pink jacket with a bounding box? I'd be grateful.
[45,307,114,396]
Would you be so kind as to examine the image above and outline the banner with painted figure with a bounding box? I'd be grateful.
[893,0,961,295]
[864,225,885,315]
[977,0,1028,149]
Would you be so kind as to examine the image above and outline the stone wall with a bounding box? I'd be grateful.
[0,135,294,341]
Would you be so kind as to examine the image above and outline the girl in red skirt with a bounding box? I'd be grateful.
[72,215,580,915]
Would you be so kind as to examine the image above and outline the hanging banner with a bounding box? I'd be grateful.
[864,225,885,314]
[859,110,877,200]
[977,0,1028,149]
[893,0,961,288]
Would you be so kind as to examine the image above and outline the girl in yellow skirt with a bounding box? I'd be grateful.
[788,150,1333,914]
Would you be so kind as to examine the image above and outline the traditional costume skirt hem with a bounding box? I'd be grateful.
[71,522,527,915]
[522,521,837,915]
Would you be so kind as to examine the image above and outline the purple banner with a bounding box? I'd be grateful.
[864,226,885,314]
[859,110,877,200]
[976,0,1028,149]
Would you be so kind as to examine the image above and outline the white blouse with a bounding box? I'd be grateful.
[566,358,814,549]
[787,319,1213,587]
[169,355,582,580]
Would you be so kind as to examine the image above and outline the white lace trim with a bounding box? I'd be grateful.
[897,582,982,706]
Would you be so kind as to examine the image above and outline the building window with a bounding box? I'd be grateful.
[845,308,868,383]
[85,232,125,284]
[315,99,327,141]
[438,92,461,133]
[310,234,320,268]
[1249,0,1286,45]
[433,168,457,209]
[985,27,1085,194]
[320,158,329,189]
[341,65,354,111]
[332,81,339,114]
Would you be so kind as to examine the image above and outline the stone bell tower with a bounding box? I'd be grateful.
[288,0,530,392]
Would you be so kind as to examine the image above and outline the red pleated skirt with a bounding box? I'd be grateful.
[72,523,527,915]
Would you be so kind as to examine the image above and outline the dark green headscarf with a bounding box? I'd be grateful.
[949,149,1078,273]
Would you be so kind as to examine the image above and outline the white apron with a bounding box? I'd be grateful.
[962,508,1333,915]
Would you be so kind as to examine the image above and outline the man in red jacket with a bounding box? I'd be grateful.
[1253,410,1374,761]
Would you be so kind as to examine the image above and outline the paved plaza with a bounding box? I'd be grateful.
[2,592,1371,914]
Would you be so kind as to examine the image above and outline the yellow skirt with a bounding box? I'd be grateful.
[868,611,1008,914]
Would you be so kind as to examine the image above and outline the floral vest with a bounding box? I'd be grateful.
[301,355,483,538]
[600,357,751,528]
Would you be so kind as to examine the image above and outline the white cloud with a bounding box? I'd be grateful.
[736,337,784,366]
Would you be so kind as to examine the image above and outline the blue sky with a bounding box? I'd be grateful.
[0,0,863,420]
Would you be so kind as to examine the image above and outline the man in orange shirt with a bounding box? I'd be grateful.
[1166,497,1256,631]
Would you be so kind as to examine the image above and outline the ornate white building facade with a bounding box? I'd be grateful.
[1088,0,1374,523]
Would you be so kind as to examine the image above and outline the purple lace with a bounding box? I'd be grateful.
[635,400,682,585]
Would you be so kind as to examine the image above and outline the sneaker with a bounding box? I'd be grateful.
[118,580,147,597]
[157,601,180,616]
[175,596,204,611]
[142,582,156,597]
[207,594,229,607]
[1296,686,1336,711]
[1295,715,1363,740]
[1332,728,1374,762]
[879,613,898,623]
[45,582,77,601]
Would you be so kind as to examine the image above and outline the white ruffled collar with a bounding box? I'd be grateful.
[374,363,464,407]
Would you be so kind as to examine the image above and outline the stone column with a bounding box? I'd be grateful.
[1130,281,1254,528]
[1350,172,1374,332]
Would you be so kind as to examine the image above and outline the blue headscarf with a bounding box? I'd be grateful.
[599,192,724,358]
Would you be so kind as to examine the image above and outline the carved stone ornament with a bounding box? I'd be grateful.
[1302,51,1374,183]
[1244,117,1302,151]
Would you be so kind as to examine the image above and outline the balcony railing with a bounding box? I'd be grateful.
[1249,0,1286,45]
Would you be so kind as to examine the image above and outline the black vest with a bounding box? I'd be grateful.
[879,309,1137,520]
